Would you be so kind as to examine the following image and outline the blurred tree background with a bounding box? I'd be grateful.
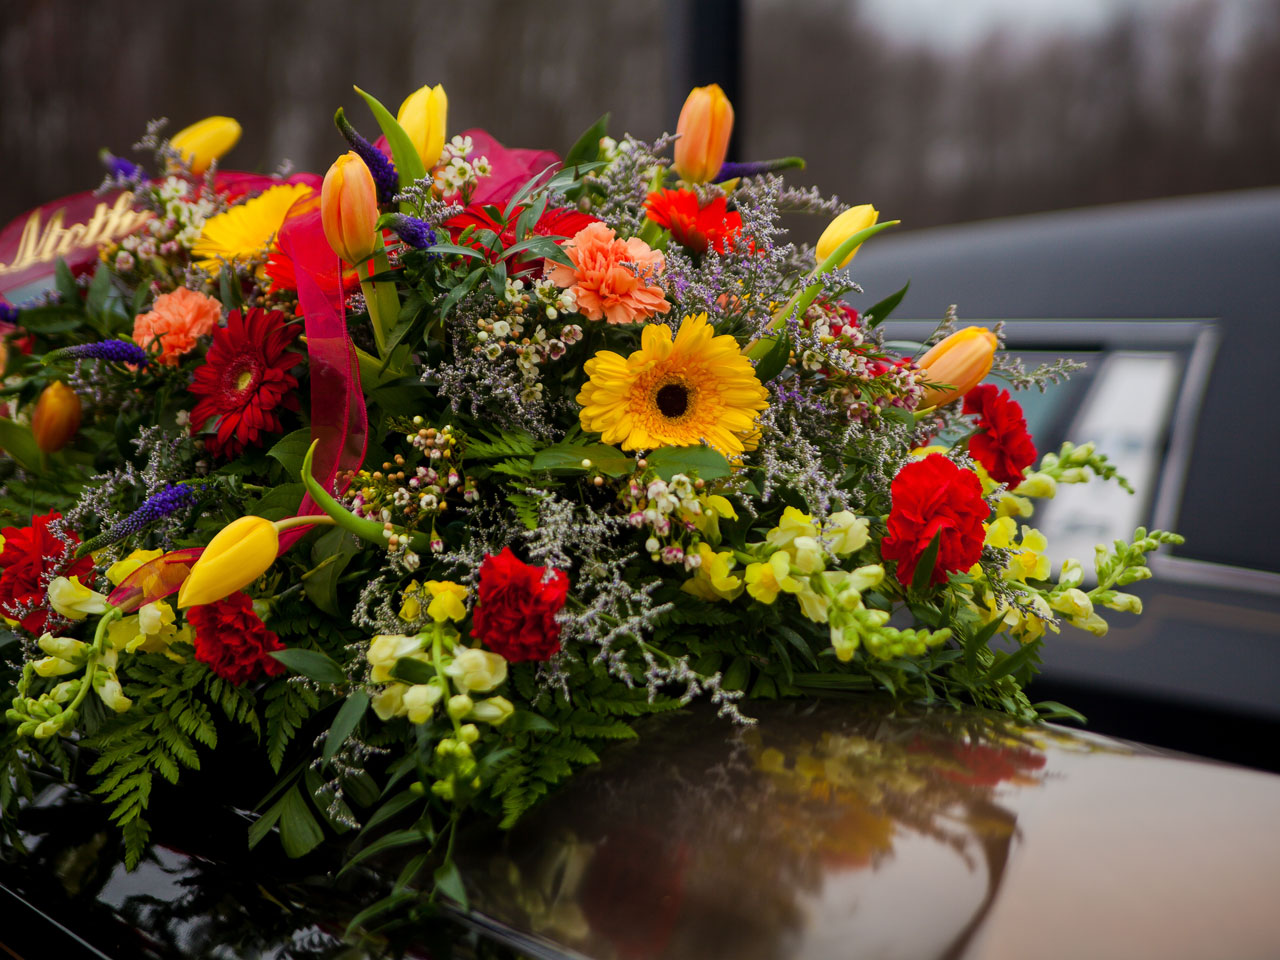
[2,0,1278,233]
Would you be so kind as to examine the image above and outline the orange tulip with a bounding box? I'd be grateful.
[916,327,998,408]
[321,152,379,265]
[674,84,734,183]
[31,381,82,453]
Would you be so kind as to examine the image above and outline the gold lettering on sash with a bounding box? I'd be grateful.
[0,194,150,276]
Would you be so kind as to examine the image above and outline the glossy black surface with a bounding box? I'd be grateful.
[5,699,1280,959]
[452,700,1280,960]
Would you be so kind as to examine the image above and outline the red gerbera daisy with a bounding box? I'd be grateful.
[445,203,599,269]
[189,308,301,459]
[644,188,743,255]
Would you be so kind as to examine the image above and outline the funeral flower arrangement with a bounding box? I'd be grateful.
[0,83,1179,910]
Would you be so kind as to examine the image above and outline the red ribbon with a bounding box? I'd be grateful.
[274,195,369,554]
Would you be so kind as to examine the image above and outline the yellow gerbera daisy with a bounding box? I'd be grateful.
[576,313,769,455]
[191,183,314,273]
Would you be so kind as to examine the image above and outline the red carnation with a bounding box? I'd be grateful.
[881,454,988,587]
[470,547,569,663]
[963,384,1037,487]
[186,591,286,685]
[644,188,743,255]
[188,308,301,459]
[0,511,94,635]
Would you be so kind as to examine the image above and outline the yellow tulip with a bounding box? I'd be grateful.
[321,152,380,265]
[170,116,242,176]
[397,83,448,170]
[177,516,278,608]
[816,204,879,269]
[674,84,734,183]
[916,326,999,408]
[31,381,82,453]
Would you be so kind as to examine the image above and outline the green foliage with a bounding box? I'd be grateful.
[263,678,321,773]
[463,429,537,461]
[84,656,259,869]
[487,662,679,828]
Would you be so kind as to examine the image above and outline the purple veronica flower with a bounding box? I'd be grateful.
[383,214,438,251]
[48,339,150,367]
[78,483,202,555]
[335,108,399,205]
[713,157,806,183]
[99,149,144,180]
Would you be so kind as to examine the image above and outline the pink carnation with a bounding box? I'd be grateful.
[547,221,671,325]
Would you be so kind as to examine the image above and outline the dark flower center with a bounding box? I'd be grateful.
[656,383,690,419]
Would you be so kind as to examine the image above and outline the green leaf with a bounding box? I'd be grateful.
[247,793,285,850]
[564,112,610,166]
[85,263,113,318]
[1034,700,1087,724]
[278,785,325,858]
[337,826,427,878]
[752,331,791,384]
[723,656,750,691]
[646,445,732,481]
[911,531,943,594]
[881,404,915,429]
[247,483,304,521]
[986,638,1042,683]
[353,85,426,190]
[488,259,507,300]
[54,259,79,304]
[358,788,421,840]
[513,194,548,241]
[964,614,1007,668]
[499,235,567,262]
[438,266,485,319]
[0,419,42,472]
[863,282,910,328]
[267,428,313,476]
[531,442,631,477]
[270,649,346,685]
[16,305,83,334]
[426,242,489,261]
[218,264,243,312]
[304,527,362,617]
[434,858,468,909]
[505,710,557,734]
[323,690,370,766]
[390,657,435,685]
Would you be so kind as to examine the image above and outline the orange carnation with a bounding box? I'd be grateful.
[547,221,670,325]
[132,288,222,366]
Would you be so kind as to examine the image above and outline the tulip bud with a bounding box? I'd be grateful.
[169,116,242,176]
[321,152,380,265]
[816,204,879,269]
[674,84,734,183]
[397,83,448,170]
[177,516,279,608]
[31,381,82,453]
[915,326,998,408]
